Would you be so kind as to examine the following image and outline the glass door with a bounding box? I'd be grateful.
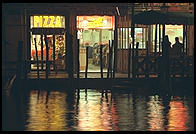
[30,34,66,72]
[77,29,113,73]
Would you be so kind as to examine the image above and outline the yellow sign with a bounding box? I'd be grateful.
[88,17,104,28]
[32,15,65,28]
[77,16,114,29]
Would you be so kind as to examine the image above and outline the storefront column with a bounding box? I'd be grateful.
[27,11,31,73]
[113,15,118,78]
[66,13,74,79]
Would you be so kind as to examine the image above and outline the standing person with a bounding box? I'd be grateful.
[162,35,171,57]
[55,53,64,74]
[172,37,184,57]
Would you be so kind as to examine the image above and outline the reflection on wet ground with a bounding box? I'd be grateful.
[2,88,194,131]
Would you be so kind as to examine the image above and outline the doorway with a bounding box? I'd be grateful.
[30,34,66,72]
[78,29,113,72]
[77,16,115,73]
[29,15,66,75]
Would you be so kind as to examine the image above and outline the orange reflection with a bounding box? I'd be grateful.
[168,97,188,131]
[77,90,113,131]
[26,91,67,131]
[111,102,119,131]
[101,95,111,130]
[147,95,165,131]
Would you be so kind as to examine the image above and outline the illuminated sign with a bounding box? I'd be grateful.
[31,15,65,28]
[77,16,114,29]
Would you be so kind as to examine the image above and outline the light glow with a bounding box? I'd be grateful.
[31,15,65,28]
[77,16,114,29]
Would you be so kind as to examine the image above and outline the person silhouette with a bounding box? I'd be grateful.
[55,53,64,74]
[172,37,183,56]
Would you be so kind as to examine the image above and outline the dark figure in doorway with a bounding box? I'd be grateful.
[88,46,93,58]
[162,35,171,57]
[172,37,184,57]
[92,43,100,65]
[55,53,64,74]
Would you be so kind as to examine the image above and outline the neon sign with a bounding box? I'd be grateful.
[31,15,65,28]
[77,16,114,29]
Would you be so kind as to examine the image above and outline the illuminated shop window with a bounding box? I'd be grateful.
[30,34,66,70]
[152,24,184,52]
[30,15,66,71]
[118,28,147,49]
[30,15,65,28]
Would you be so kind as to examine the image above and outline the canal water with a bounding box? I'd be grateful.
[2,86,194,131]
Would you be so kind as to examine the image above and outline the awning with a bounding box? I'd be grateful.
[133,10,194,25]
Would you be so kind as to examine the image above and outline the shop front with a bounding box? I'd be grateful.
[30,15,66,72]
[76,16,115,73]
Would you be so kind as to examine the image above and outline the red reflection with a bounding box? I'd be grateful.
[168,97,188,131]
[111,102,119,131]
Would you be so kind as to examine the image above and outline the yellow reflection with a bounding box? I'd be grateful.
[26,90,67,131]
[168,97,188,131]
[77,90,112,131]
[147,95,165,131]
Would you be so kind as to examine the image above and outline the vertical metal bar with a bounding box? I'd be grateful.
[135,42,139,78]
[77,39,80,78]
[128,42,131,78]
[183,24,185,54]
[118,27,121,72]
[85,46,88,78]
[128,26,130,49]
[131,3,135,79]
[107,40,111,78]
[44,35,49,79]
[182,25,186,78]
[162,24,165,52]
[121,27,124,72]
[159,24,161,53]
[110,40,114,77]
[185,25,188,55]
[34,38,40,79]
[154,24,158,55]
[27,13,31,73]
[41,35,44,70]
[146,41,149,56]
[132,43,135,79]
[64,32,67,71]
[53,35,55,71]
[100,45,103,78]
[127,27,130,78]
[146,41,149,78]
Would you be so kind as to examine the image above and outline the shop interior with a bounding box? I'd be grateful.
[77,16,114,73]
[31,34,66,71]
